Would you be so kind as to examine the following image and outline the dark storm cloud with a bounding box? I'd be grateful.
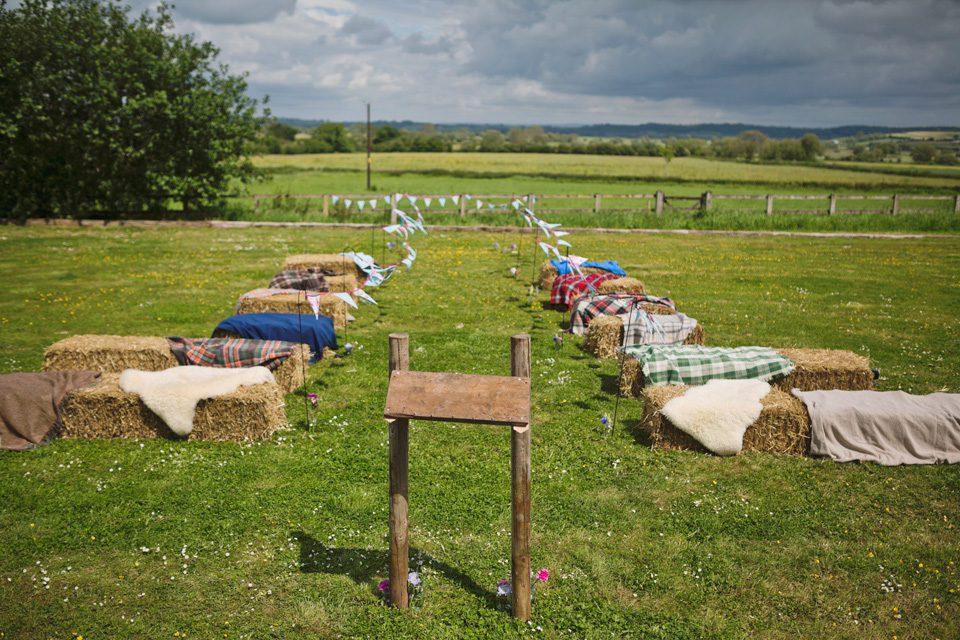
[458,0,960,113]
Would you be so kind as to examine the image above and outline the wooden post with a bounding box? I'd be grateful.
[510,333,532,621]
[702,190,712,212]
[594,193,601,214]
[892,194,901,215]
[459,194,466,218]
[766,194,774,215]
[322,194,329,218]
[388,333,410,610]
[527,193,536,212]
[828,193,837,215]
[390,193,398,224]
[954,194,960,213]
[253,195,261,212]
[655,190,664,216]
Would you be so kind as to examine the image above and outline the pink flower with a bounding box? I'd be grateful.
[536,569,549,583]
[378,579,389,592]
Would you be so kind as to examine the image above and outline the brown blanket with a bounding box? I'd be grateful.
[0,371,101,450]
[793,389,960,465]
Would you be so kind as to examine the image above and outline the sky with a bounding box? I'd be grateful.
[121,0,960,128]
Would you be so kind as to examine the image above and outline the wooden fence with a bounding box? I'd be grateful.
[240,191,960,223]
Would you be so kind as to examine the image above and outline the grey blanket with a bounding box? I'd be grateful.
[792,389,960,466]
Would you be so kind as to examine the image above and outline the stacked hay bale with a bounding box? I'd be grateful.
[596,277,646,295]
[584,312,705,360]
[42,335,312,394]
[58,373,286,441]
[235,293,349,329]
[639,384,812,455]
[619,347,873,398]
[536,260,611,290]
[282,254,364,281]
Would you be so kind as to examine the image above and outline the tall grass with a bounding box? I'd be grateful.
[1,225,958,638]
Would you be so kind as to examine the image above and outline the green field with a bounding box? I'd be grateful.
[1,224,958,639]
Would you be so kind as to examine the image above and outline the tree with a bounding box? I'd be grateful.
[0,0,267,219]
[736,130,768,160]
[479,130,506,152]
[311,123,355,152]
[799,133,822,160]
[910,143,937,163]
[265,120,298,141]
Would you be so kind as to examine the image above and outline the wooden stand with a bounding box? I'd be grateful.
[384,332,533,619]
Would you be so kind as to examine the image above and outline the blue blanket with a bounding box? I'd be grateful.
[551,259,626,277]
[213,313,337,362]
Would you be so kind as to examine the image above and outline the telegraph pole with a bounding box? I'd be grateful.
[366,102,372,190]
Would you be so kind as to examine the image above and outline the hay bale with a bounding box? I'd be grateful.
[584,314,705,361]
[325,274,360,294]
[639,384,811,456]
[235,293,348,329]
[536,260,612,290]
[58,373,286,441]
[43,335,311,394]
[596,277,646,295]
[620,347,872,398]
[282,254,363,280]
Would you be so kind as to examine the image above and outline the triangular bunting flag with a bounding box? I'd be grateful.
[369,199,377,209]
[355,289,378,305]
[357,200,365,210]
[344,199,352,208]
[331,195,340,204]
[423,198,432,207]
[333,292,358,309]
[452,196,459,205]
[438,197,446,207]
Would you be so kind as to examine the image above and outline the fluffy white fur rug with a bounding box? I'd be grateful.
[660,378,771,456]
[118,366,275,436]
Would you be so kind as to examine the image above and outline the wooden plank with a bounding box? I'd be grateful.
[384,371,530,426]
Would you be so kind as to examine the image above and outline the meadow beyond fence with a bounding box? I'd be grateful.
[240,190,960,222]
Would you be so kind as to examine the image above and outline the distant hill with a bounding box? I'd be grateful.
[276,118,959,141]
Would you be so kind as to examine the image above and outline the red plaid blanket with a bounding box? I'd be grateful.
[166,337,299,372]
[569,293,676,335]
[549,273,619,310]
[269,267,335,291]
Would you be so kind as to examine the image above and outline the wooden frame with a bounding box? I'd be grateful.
[383,333,533,619]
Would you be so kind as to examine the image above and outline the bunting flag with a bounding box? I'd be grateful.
[407,195,417,206]
[512,200,523,209]
[438,197,447,207]
[355,289,378,305]
[331,195,340,205]
[344,199,352,208]
[488,203,495,210]
[476,200,483,209]
[369,199,377,209]
[423,197,432,207]
[452,195,459,205]
[357,200,366,211]
[333,292,358,309]
[307,293,321,319]
[557,239,572,248]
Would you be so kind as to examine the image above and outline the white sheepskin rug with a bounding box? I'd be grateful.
[660,378,771,456]
[118,366,275,436]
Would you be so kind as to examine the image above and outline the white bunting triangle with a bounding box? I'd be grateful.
[452,196,459,205]
[333,292,358,309]
[423,198,432,207]
[357,200,366,210]
[438,197,446,207]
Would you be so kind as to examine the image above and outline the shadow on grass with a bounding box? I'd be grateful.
[291,532,497,608]
[619,419,652,447]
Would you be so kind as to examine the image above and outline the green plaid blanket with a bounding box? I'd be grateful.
[621,345,795,386]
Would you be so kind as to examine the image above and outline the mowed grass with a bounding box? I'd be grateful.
[1,225,958,639]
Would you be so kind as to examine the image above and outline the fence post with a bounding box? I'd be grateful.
[527,193,536,212]
[509,333,532,621]
[387,333,410,610]
[391,193,398,224]
[322,194,329,218]
[766,194,774,215]
[459,194,466,218]
[892,194,900,215]
[955,194,960,213]
[828,194,837,215]
[655,190,664,216]
[701,190,712,212]
[253,195,260,212]
[594,193,601,214]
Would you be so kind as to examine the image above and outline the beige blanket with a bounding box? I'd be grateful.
[792,389,960,465]
[0,371,101,450]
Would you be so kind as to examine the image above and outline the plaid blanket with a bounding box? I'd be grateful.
[621,345,795,386]
[269,267,335,291]
[235,288,310,313]
[550,273,619,310]
[166,337,299,372]
[622,310,698,346]
[569,293,676,335]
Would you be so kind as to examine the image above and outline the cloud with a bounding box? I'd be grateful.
[338,14,395,45]
[126,0,298,25]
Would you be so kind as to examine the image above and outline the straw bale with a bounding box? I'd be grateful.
[536,260,611,290]
[773,348,873,392]
[59,373,286,442]
[282,254,363,280]
[42,335,311,394]
[596,277,646,295]
[584,314,705,361]
[235,293,348,329]
[639,384,811,456]
[621,346,872,398]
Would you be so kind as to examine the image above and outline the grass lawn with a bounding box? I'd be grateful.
[1,225,958,639]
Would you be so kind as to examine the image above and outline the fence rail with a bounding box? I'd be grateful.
[239,191,960,222]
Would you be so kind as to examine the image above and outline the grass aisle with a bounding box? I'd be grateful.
[0,226,958,639]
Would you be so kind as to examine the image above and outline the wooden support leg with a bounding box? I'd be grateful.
[510,334,532,620]
[388,333,410,609]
